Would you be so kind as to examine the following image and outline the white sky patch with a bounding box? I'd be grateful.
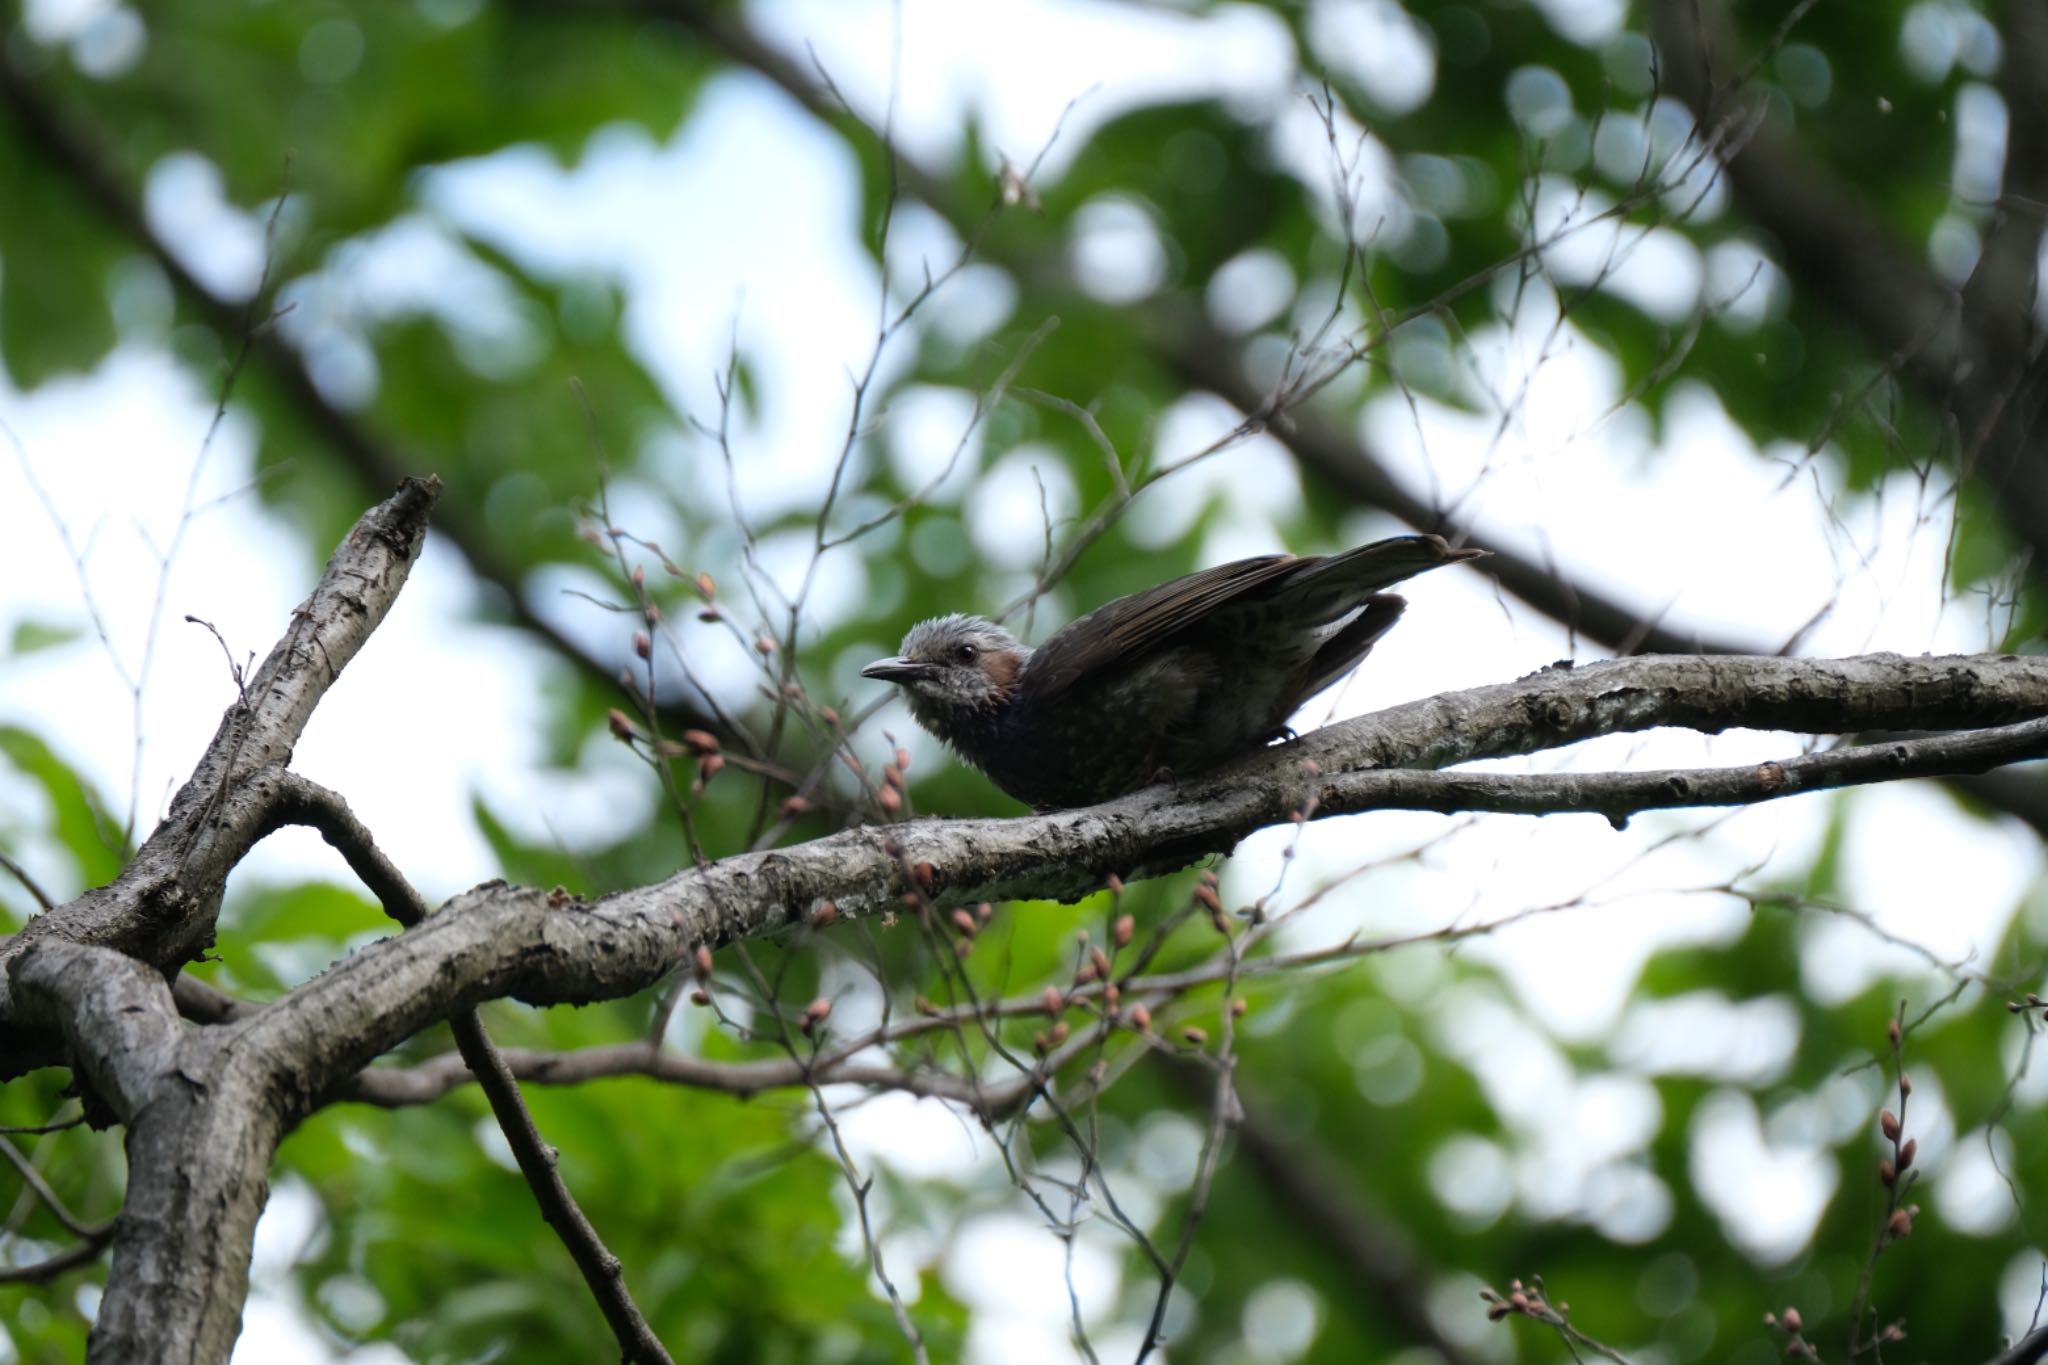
[1901,1,2004,85]
[1690,1089,1839,1264]
[886,384,986,497]
[966,443,1078,570]
[1939,1127,2019,1236]
[0,353,298,879]
[833,1090,994,1182]
[1530,0,1628,46]
[1266,96,1407,247]
[0,357,654,901]
[1611,991,1802,1086]
[1999,1249,2048,1345]
[142,151,271,301]
[423,77,891,525]
[1704,238,1789,329]
[1206,246,1298,336]
[1306,0,1437,117]
[1808,783,2039,1004]
[1242,1278,1324,1362]
[279,213,549,398]
[947,1210,1127,1364]
[1527,175,1704,321]
[1070,195,1169,304]
[749,0,1297,177]
[1121,394,1304,550]
[1429,1134,1514,1227]
[2001,1015,2048,1109]
[22,0,117,41]
[1429,986,1673,1240]
[1367,348,1995,658]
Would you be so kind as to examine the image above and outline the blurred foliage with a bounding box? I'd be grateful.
[4,1,2047,1363]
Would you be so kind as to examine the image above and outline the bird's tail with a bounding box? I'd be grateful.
[1284,534,1486,622]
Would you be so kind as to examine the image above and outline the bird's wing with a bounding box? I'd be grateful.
[1020,554,1310,703]
[1019,536,1485,706]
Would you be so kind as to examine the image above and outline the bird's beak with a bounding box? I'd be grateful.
[861,656,932,684]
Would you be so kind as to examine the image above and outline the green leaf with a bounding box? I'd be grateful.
[6,618,85,658]
[0,726,127,889]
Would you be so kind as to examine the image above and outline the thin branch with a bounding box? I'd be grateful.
[1847,1002,1919,1358]
[269,773,673,1365]
[339,1037,1055,1116]
[1301,718,2048,826]
[1136,880,1244,1363]
[1990,1326,2048,1365]
[0,847,55,913]
[1163,1058,1481,1365]
[0,1111,84,1137]
[0,1221,116,1283]
[0,1134,103,1238]
[1483,1275,1637,1363]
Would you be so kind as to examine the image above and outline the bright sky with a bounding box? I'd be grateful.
[2,1,2042,1360]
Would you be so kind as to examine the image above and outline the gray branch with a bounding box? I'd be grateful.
[0,479,440,1362]
[10,939,280,1360]
[216,652,2048,1116]
[340,1037,1057,1117]
[0,475,442,1069]
[8,475,2048,1365]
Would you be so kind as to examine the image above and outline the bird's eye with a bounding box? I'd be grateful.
[954,642,978,664]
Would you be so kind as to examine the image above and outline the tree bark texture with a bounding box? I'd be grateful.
[6,483,2048,1361]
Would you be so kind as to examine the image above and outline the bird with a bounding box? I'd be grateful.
[861,533,1485,809]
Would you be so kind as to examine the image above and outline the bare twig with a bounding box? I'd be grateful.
[1846,1001,1920,1358]
[271,773,674,1365]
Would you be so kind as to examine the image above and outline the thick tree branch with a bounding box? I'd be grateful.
[170,972,252,1025]
[197,652,2048,1119]
[8,936,180,1117]
[9,940,276,1362]
[0,475,439,1063]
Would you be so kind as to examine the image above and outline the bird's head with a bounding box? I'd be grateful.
[861,615,1029,733]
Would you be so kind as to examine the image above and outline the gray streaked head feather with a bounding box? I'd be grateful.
[887,615,1030,721]
[899,614,1027,662]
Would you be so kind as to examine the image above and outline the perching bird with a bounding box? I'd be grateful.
[861,534,1485,809]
